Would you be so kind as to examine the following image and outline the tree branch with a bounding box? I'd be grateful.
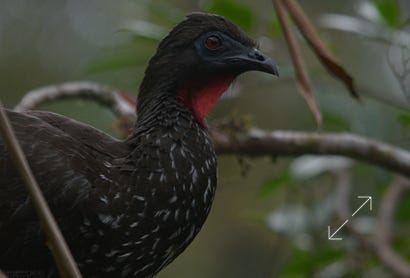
[211,128,410,178]
[374,176,410,277]
[14,81,135,118]
[13,81,410,179]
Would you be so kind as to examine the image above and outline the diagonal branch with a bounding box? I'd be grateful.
[0,101,82,277]
[374,176,410,277]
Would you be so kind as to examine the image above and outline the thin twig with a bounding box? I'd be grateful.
[0,101,82,277]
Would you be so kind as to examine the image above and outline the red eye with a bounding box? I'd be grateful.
[205,35,222,50]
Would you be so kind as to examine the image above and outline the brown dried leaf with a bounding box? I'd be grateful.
[283,0,358,99]
[273,0,322,126]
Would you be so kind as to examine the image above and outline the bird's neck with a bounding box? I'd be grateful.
[177,75,235,126]
[137,74,235,127]
[132,93,199,143]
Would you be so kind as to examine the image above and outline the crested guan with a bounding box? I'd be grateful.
[0,13,278,277]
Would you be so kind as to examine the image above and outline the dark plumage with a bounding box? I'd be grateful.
[0,13,278,277]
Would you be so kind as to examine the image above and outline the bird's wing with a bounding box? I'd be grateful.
[0,109,128,261]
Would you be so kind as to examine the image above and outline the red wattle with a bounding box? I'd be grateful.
[178,76,234,126]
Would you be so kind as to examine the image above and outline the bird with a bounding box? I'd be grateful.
[0,12,278,277]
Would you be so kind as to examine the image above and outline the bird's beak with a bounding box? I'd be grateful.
[224,47,280,77]
[246,48,280,76]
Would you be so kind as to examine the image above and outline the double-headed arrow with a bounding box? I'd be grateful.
[328,196,372,240]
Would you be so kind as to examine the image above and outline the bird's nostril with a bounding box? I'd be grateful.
[256,53,265,61]
[250,49,265,61]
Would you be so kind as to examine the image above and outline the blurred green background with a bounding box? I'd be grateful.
[1,0,410,277]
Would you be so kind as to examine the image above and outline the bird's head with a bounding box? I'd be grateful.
[138,12,279,126]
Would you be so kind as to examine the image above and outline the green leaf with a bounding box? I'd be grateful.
[374,0,401,28]
[206,0,255,31]
[268,14,282,38]
[396,194,410,223]
[323,111,351,131]
[397,112,410,127]
[258,171,291,197]
[393,237,410,261]
[281,248,314,277]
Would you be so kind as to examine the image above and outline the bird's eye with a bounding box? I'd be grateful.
[205,35,222,50]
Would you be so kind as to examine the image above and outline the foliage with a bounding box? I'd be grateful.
[205,0,255,31]
[374,0,401,28]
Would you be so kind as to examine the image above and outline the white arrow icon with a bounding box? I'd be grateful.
[328,220,349,240]
[351,196,372,217]
[328,196,372,240]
